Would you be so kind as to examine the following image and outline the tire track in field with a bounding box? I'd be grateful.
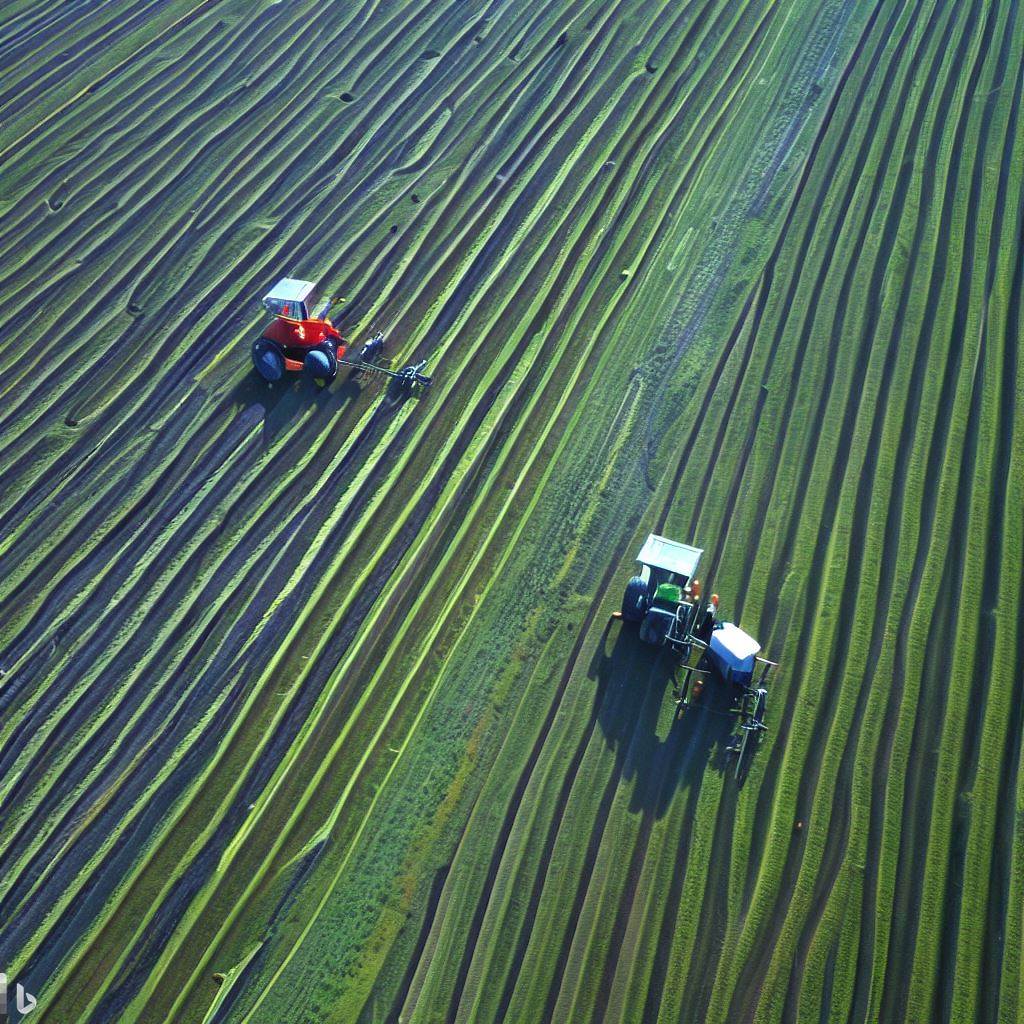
[735,0,941,912]
[489,635,631,1023]
[676,781,741,1022]
[392,0,837,1014]
[589,712,721,1024]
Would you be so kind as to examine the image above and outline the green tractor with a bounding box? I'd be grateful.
[617,534,715,649]
[613,533,776,776]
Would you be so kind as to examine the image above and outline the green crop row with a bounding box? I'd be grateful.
[1,0,1021,1022]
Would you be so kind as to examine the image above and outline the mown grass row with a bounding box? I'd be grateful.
[377,0,1024,1022]
[0,0,846,1019]
[2,0,1021,1021]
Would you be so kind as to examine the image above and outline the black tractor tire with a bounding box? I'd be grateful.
[252,338,286,382]
[621,575,649,622]
[303,342,338,384]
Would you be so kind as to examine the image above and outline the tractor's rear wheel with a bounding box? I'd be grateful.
[621,576,649,622]
[303,342,338,384]
[252,338,285,382]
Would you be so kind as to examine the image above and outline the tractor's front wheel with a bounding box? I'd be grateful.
[303,342,338,385]
[621,576,649,622]
[252,338,285,382]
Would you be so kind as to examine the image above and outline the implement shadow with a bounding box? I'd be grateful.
[591,620,737,819]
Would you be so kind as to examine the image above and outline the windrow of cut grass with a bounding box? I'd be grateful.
[0,0,847,1018]
[352,0,1024,1022]
[1,0,1021,1022]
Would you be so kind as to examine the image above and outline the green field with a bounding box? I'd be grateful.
[0,0,1021,1021]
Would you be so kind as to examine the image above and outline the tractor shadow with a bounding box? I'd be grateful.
[590,619,740,818]
[228,371,364,446]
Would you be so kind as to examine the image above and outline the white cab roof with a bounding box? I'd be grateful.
[264,278,316,303]
[636,534,703,578]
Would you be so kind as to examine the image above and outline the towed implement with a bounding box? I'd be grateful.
[250,277,432,392]
[612,534,776,777]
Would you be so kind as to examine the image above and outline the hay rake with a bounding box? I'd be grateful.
[251,278,432,393]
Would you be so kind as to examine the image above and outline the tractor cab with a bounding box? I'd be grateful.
[261,278,329,322]
[253,277,344,381]
[620,534,711,648]
[635,534,702,590]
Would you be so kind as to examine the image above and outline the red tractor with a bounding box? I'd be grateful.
[250,277,429,390]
